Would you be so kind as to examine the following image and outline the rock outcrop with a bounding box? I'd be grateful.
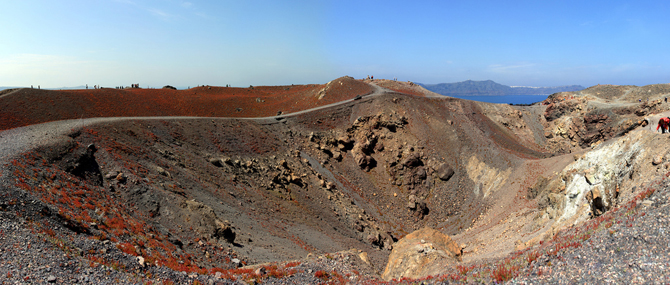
[382,227,462,281]
[533,130,664,232]
[180,200,236,244]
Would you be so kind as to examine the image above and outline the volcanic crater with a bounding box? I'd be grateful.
[2,78,670,283]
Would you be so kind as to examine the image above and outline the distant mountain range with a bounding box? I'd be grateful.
[418,80,584,96]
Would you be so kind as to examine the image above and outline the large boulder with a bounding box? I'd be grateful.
[402,153,423,168]
[381,227,461,281]
[436,163,455,181]
[180,200,236,243]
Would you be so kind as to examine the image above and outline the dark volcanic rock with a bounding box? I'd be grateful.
[436,163,455,181]
[544,101,581,121]
[402,153,423,168]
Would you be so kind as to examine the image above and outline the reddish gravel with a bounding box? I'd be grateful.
[0,76,373,131]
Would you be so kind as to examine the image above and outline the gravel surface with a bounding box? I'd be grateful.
[511,177,670,284]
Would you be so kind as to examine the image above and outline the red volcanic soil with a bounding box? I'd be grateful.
[0,76,373,131]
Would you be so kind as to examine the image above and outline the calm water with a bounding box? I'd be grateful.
[449,95,549,105]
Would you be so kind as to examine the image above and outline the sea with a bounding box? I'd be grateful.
[449,95,549,105]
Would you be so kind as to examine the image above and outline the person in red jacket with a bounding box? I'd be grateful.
[657,117,670,133]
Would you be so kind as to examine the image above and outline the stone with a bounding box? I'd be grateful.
[584,170,597,185]
[591,186,602,201]
[367,233,380,245]
[214,220,236,244]
[254,267,266,276]
[180,200,235,243]
[358,251,371,265]
[354,152,375,171]
[138,256,145,267]
[408,194,417,202]
[514,240,526,251]
[402,153,423,168]
[333,151,343,161]
[116,173,126,183]
[381,227,461,281]
[104,171,118,180]
[407,194,417,209]
[653,153,665,165]
[407,201,416,210]
[209,158,223,167]
[156,166,170,177]
[47,275,57,283]
[436,163,455,181]
[222,157,232,165]
[544,130,554,138]
[640,119,649,127]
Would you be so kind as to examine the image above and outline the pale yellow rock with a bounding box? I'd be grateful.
[358,251,371,265]
[381,227,461,281]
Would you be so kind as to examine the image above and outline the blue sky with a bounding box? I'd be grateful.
[2,0,669,88]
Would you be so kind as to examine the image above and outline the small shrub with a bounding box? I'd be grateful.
[314,270,329,280]
[490,263,519,282]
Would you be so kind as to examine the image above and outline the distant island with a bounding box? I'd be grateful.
[418,80,584,96]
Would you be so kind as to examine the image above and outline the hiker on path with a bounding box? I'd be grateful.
[657,117,670,133]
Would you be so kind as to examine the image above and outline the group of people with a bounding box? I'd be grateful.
[85,84,139,89]
[365,75,400,81]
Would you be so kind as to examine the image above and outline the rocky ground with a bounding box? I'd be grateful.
[2,79,670,284]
